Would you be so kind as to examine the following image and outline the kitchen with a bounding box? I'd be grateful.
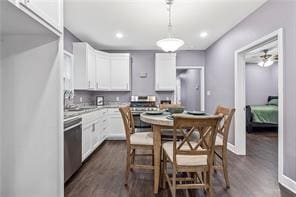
[63,31,206,182]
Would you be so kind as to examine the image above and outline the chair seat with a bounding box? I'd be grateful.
[215,135,223,146]
[130,132,153,146]
[162,141,207,166]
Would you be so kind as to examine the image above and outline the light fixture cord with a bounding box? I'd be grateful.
[167,1,173,37]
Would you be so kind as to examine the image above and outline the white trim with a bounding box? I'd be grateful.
[227,142,238,154]
[176,66,205,111]
[107,135,126,140]
[280,175,296,194]
[234,28,295,193]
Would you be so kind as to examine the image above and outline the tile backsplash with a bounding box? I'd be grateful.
[64,90,174,108]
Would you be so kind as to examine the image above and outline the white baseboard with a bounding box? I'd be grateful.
[107,135,125,140]
[227,142,237,154]
[280,174,296,195]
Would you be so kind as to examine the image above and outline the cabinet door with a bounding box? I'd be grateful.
[109,116,125,137]
[87,48,96,89]
[92,121,100,149]
[155,53,176,91]
[82,124,92,161]
[63,51,74,91]
[21,0,62,32]
[96,53,110,90]
[110,54,130,91]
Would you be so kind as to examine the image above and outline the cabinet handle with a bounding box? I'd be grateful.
[88,81,90,88]
[96,82,99,89]
[126,83,128,89]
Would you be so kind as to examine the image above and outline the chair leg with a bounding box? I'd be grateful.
[131,149,135,171]
[172,166,176,197]
[206,170,213,197]
[125,148,131,186]
[162,152,167,189]
[213,153,217,173]
[152,149,154,166]
[222,148,230,188]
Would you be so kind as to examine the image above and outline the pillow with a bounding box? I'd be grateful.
[268,99,278,106]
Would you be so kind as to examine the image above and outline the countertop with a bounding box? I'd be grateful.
[64,104,128,120]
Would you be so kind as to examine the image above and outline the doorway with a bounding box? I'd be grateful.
[234,29,284,184]
[175,66,205,111]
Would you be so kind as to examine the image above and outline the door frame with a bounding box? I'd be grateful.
[234,28,288,188]
[175,66,205,111]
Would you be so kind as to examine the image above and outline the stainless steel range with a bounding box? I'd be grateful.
[130,96,158,130]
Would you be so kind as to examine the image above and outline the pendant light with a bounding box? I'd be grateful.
[156,0,184,52]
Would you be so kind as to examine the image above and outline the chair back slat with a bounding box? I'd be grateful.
[172,115,223,165]
[214,105,235,144]
[119,106,135,145]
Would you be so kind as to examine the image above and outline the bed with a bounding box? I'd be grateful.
[246,96,278,133]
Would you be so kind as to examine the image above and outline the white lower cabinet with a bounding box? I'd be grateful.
[92,121,101,149]
[82,122,93,161]
[107,108,125,140]
[81,108,125,161]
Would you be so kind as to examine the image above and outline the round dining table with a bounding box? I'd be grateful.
[140,112,173,194]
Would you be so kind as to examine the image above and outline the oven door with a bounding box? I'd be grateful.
[132,113,151,132]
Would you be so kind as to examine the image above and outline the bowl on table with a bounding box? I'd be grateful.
[167,107,184,114]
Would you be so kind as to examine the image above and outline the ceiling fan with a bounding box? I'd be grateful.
[258,49,274,67]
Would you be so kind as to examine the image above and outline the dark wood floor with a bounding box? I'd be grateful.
[65,132,295,197]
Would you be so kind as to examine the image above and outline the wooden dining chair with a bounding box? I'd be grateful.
[159,103,183,140]
[213,105,235,188]
[162,114,223,197]
[119,106,154,185]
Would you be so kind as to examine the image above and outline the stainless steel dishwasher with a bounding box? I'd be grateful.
[64,117,82,183]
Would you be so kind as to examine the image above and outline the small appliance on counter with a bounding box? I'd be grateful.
[96,96,104,106]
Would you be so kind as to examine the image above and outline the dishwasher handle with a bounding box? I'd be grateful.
[64,122,82,132]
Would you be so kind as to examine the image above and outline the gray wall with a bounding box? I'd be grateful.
[205,0,296,181]
[64,28,81,53]
[64,29,206,104]
[99,50,206,103]
[246,63,278,105]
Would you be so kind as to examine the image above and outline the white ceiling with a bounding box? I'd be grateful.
[64,0,267,50]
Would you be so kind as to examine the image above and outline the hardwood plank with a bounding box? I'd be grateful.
[65,132,295,197]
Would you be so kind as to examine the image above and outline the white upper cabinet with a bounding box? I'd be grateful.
[155,53,176,91]
[73,43,96,90]
[73,43,130,91]
[95,51,110,90]
[18,0,63,34]
[87,49,96,89]
[110,54,131,91]
[63,51,74,91]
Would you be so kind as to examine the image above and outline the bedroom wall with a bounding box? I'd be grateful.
[246,63,278,105]
[205,0,296,182]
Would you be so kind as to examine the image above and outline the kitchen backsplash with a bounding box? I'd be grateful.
[64,90,174,107]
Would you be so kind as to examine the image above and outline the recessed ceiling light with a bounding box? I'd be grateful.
[200,32,208,38]
[115,32,123,39]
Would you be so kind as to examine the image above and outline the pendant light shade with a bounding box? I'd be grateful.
[156,38,184,52]
[157,0,184,52]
